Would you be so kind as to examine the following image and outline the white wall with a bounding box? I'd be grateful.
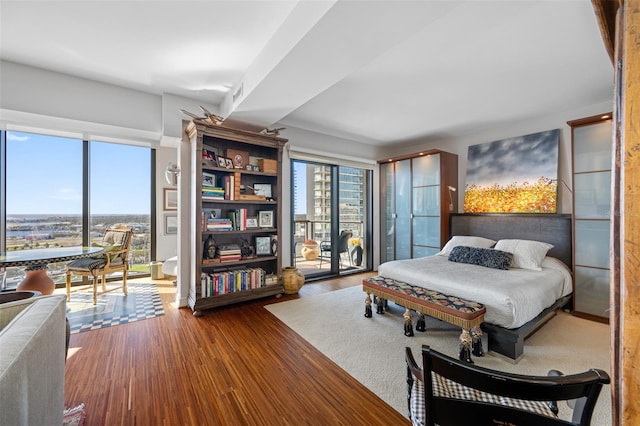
[376,102,614,215]
[155,147,178,262]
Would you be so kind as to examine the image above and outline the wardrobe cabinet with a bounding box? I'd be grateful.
[569,113,613,322]
[379,150,458,263]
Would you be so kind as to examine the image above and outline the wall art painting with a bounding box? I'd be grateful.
[464,129,559,213]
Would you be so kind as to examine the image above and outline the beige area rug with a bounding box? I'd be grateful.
[265,286,612,425]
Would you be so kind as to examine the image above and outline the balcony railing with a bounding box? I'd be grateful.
[293,219,365,275]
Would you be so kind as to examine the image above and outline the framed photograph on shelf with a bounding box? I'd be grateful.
[246,217,259,229]
[253,183,272,198]
[164,214,178,235]
[224,158,233,169]
[258,210,274,228]
[163,188,177,211]
[202,149,217,167]
[202,172,216,187]
[217,156,227,168]
[255,236,271,256]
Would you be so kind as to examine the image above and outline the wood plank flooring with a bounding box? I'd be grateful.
[62,273,410,425]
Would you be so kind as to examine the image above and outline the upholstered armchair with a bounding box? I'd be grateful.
[65,226,133,305]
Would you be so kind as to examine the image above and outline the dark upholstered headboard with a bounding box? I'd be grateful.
[450,214,572,269]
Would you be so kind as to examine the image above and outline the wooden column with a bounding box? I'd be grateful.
[612,1,640,424]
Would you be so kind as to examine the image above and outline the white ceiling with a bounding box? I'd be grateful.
[0,0,613,147]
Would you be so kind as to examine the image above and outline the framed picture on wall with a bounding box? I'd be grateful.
[165,214,177,234]
[163,188,177,211]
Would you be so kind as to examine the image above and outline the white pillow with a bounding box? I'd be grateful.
[436,235,496,256]
[494,239,554,271]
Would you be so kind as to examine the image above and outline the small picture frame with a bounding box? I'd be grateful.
[253,165,260,172]
[253,183,272,198]
[245,164,253,170]
[163,188,178,211]
[202,173,216,187]
[165,214,178,234]
[258,210,274,228]
[255,236,271,256]
[217,156,226,168]
[224,158,233,169]
[246,217,259,229]
[202,149,217,167]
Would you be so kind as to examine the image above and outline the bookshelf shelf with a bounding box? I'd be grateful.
[184,119,287,316]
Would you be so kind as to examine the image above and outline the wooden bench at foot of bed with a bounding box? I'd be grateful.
[362,276,486,363]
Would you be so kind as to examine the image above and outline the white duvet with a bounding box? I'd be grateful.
[377,255,573,329]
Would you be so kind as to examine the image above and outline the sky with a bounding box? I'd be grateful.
[5,131,150,215]
[465,129,560,188]
[293,161,306,215]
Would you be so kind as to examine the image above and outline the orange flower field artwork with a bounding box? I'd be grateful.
[464,129,559,213]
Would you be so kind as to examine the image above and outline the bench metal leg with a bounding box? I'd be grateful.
[404,308,414,336]
[459,328,473,363]
[416,314,426,332]
[471,325,484,357]
[364,292,372,318]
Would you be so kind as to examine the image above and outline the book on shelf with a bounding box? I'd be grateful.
[206,219,233,231]
[223,175,236,200]
[227,208,248,230]
[218,244,241,255]
[219,254,242,262]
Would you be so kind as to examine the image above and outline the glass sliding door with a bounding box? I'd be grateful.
[292,159,371,279]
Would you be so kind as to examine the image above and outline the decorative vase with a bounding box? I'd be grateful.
[282,267,305,294]
[301,242,320,261]
[351,245,363,266]
[16,266,55,295]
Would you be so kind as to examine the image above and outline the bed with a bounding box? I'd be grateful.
[377,213,573,362]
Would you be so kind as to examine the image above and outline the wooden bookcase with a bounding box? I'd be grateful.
[183,120,287,316]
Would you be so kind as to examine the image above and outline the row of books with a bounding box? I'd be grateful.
[201,208,249,231]
[200,268,268,297]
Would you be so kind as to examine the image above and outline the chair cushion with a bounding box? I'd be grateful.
[410,379,426,426]
[409,372,557,426]
[66,257,107,272]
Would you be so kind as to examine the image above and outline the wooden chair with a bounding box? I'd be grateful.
[405,345,610,426]
[65,226,133,305]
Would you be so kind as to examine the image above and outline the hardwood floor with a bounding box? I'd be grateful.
[62,273,410,425]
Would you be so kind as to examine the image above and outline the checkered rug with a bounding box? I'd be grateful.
[66,283,164,334]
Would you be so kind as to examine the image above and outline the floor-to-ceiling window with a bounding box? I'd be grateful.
[0,130,153,289]
[89,141,152,276]
[292,159,371,279]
